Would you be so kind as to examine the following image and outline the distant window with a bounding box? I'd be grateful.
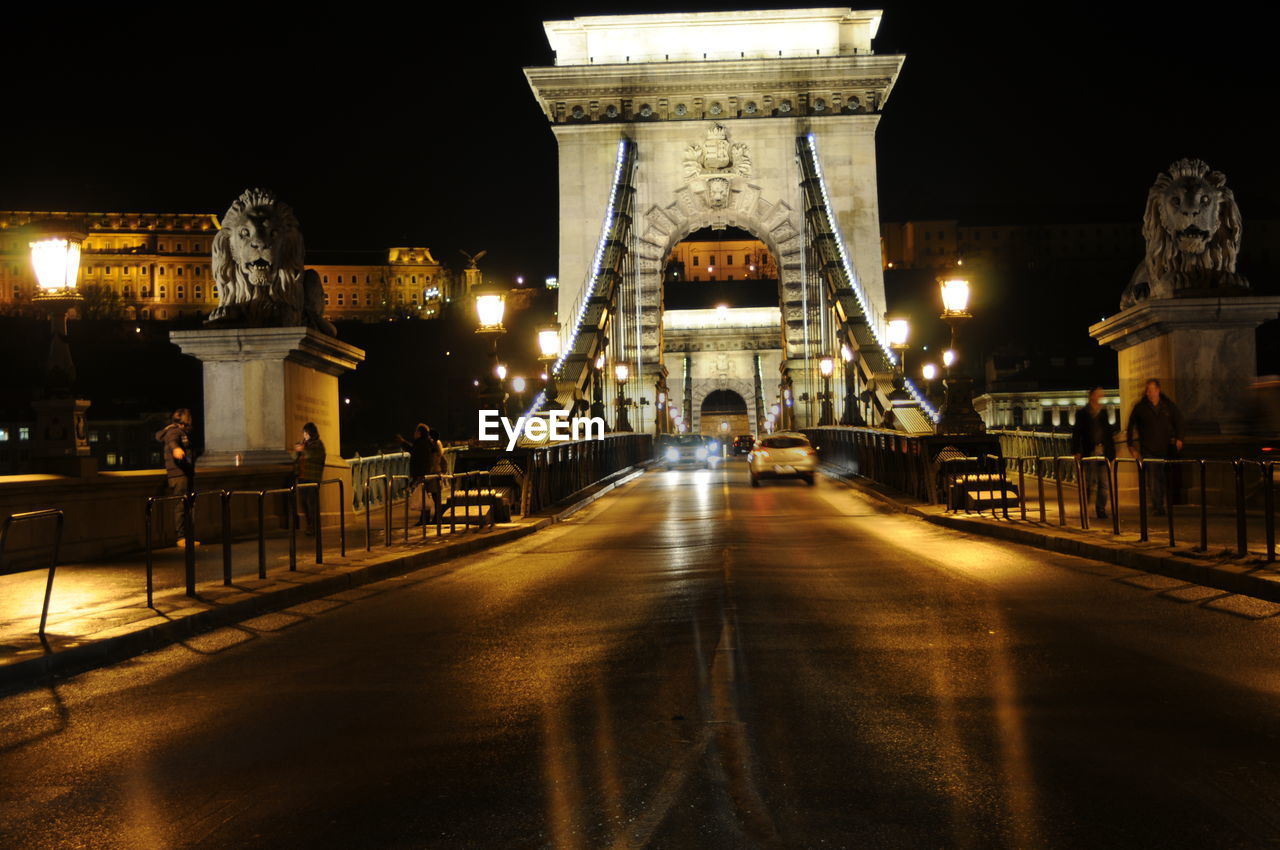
[19,427,31,441]
[337,292,345,306]
[693,276,700,282]
[324,293,330,305]
[709,256,716,266]
[365,293,372,306]
[176,267,183,276]
[411,275,417,284]
[159,267,165,276]
[727,275,734,281]
[693,256,700,266]
[195,267,201,278]
[88,430,99,443]
[175,243,183,251]
[323,275,329,284]
[0,428,8,442]
[726,256,733,266]
[106,452,118,466]
[105,266,111,275]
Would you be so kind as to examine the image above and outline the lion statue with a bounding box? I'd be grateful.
[206,188,336,334]
[1120,158,1248,309]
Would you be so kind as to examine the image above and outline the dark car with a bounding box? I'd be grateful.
[733,434,755,455]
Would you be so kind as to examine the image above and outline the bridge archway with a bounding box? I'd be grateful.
[699,388,751,437]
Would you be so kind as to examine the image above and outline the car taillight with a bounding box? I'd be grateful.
[805,449,817,457]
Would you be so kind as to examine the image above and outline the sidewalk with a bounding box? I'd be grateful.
[0,507,550,689]
[824,468,1280,604]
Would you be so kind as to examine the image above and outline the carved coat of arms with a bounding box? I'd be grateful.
[683,123,751,209]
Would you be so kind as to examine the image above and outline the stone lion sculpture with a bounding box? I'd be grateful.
[1120,158,1248,309]
[206,188,336,334]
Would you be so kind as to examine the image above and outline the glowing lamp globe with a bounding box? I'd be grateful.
[594,352,606,371]
[512,376,526,393]
[922,363,937,381]
[840,344,853,363]
[939,275,971,317]
[614,363,630,383]
[495,363,507,380]
[536,324,561,360]
[942,349,957,368]
[473,281,507,332]
[886,317,910,348]
[819,357,834,378]
[30,233,85,295]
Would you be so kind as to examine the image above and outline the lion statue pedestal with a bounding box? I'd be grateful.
[1092,159,1280,437]
[1091,298,1280,436]
[170,188,366,515]
[171,326,363,465]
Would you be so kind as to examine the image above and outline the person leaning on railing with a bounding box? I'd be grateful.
[1071,387,1117,519]
[294,422,326,535]
[397,423,444,526]
[1126,378,1184,516]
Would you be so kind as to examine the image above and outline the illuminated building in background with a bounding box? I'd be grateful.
[665,238,778,282]
[0,211,446,322]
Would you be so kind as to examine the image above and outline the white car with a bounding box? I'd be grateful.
[748,432,817,486]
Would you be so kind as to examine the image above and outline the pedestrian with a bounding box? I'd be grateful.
[1126,379,1184,516]
[397,423,444,525]
[294,422,326,535]
[155,408,198,547]
[1071,387,1116,518]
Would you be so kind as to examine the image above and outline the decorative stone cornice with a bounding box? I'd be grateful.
[524,54,904,124]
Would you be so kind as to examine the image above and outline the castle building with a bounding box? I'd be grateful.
[666,238,778,282]
[0,211,445,322]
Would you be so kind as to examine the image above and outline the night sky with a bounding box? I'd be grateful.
[3,3,1275,287]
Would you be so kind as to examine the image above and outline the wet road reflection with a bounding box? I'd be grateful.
[3,460,1280,847]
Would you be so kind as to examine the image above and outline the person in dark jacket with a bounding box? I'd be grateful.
[1071,387,1116,518]
[155,408,198,547]
[398,423,443,525]
[1126,378,1184,515]
[294,422,325,535]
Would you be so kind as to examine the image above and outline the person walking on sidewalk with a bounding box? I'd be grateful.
[398,423,444,525]
[294,422,326,535]
[1072,387,1116,519]
[156,408,198,547]
[1126,379,1184,516]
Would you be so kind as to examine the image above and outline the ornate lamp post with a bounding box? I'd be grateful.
[591,351,607,423]
[839,343,862,426]
[614,362,633,432]
[536,322,560,411]
[29,225,95,475]
[818,356,835,426]
[937,271,985,434]
[474,281,507,424]
[885,315,911,404]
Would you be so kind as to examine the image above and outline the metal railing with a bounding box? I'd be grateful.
[350,452,410,511]
[0,508,65,634]
[522,434,653,515]
[990,453,1277,562]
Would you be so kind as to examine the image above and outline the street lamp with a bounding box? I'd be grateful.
[885,314,911,406]
[474,280,508,425]
[614,362,632,432]
[535,323,560,412]
[29,224,94,474]
[936,271,984,434]
[591,349,608,422]
[818,356,835,426]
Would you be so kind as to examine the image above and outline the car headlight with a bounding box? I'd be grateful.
[665,447,679,461]
[695,447,708,460]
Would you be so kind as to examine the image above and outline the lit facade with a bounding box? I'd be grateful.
[666,239,778,282]
[0,211,445,322]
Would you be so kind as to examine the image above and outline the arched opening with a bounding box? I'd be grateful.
[701,389,750,437]
[662,225,778,310]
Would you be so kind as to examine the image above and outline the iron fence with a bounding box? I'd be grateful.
[522,434,653,515]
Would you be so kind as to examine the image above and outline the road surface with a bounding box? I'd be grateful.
[3,461,1280,848]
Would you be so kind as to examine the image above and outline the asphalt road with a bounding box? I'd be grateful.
[4,461,1280,848]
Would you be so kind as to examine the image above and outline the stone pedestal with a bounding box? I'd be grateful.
[170,327,365,511]
[1090,296,1280,436]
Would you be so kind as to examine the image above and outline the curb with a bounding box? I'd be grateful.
[820,466,1280,604]
[1,464,649,693]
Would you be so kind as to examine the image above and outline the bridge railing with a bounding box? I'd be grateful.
[522,434,653,515]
